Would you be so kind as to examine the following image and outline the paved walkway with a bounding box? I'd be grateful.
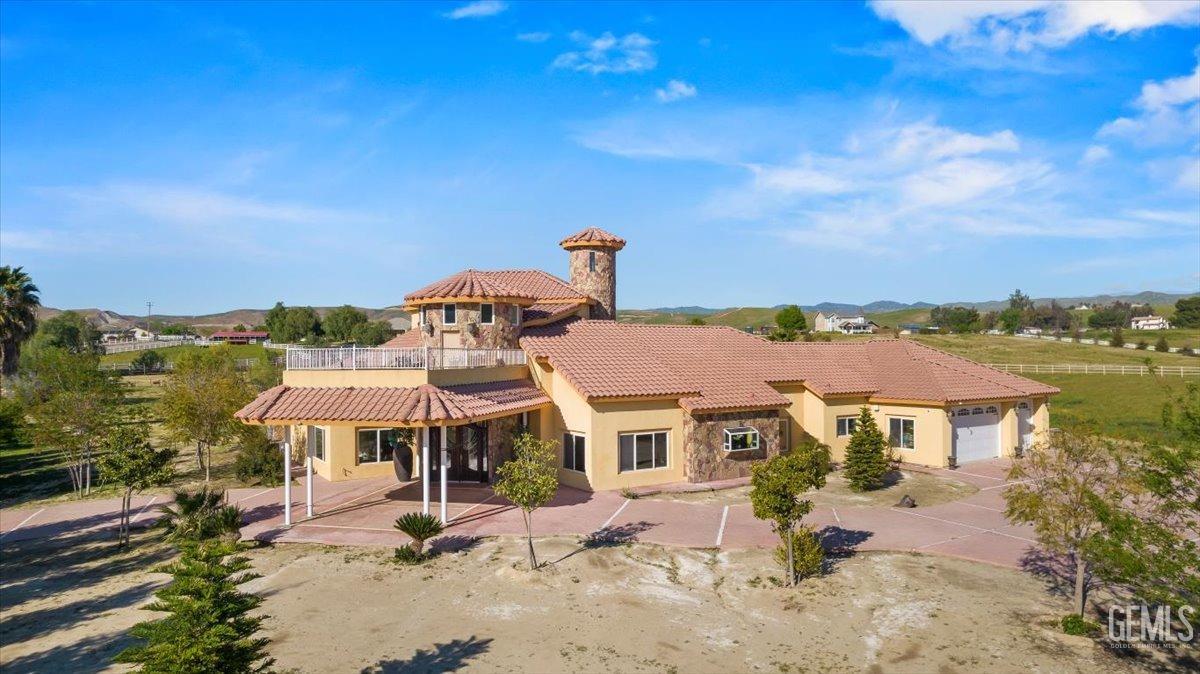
[0,459,1039,568]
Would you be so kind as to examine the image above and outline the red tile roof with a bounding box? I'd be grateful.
[520,320,1058,412]
[523,301,588,326]
[211,331,269,339]
[559,227,626,250]
[235,379,550,424]
[404,269,538,305]
[380,330,421,348]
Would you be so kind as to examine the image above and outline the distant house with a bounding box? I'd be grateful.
[210,330,270,344]
[1073,304,1091,311]
[99,326,130,343]
[131,327,156,342]
[814,312,877,334]
[1130,315,1170,330]
[897,323,924,335]
[1020,327,1043,336]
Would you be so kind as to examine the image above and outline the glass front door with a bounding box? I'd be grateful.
[429,424,489,483]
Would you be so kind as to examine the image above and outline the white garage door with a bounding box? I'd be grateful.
[952,406,1000,463]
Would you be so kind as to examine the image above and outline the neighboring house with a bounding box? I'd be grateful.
[814,312,877,334]
[131,327,155,341]
[1020,327,1043,336]
[236,227,1056,513]
[1130,315,1170,330]
[99,326,131,343]
[211,330,270,344]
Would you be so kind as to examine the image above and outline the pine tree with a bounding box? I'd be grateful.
[115,541,273,673]
[843,407,889,492]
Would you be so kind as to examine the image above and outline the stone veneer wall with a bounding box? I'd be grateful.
[683,410,782,482]
[416,302,521,349]
[568,247,617,320]
[486,414,521,482]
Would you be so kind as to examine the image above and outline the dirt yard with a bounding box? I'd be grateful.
[2,530,1178,673]
[643,469,979,509]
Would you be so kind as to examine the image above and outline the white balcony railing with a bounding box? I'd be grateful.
[285,346,526,371]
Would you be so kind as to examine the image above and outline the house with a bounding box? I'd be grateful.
[814,312,877,334]
[1130,315,1170,330]
[235,228,1056,519]
[1020,327,1043,336]
[131,327,155,342]
[211,330,270,344]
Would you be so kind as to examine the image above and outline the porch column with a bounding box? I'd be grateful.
[440,426,448,524]
[421,427,431,515]
[305,453,314,519]
[282,441,292,526]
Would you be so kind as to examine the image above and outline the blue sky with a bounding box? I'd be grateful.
[1,1,1198,315]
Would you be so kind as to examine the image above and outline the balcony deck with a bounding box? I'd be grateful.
[285,346,527,371]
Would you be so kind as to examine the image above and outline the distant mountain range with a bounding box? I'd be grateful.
[36,306,411,331]
[645,291,1196,316]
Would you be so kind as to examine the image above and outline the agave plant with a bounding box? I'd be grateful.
[393,512,444,556]
[159,488,243,542]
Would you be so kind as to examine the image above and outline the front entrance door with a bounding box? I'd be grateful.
[429,424,489,483]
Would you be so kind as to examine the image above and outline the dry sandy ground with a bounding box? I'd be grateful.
[643,469,978,509]
[1,530,1188,673]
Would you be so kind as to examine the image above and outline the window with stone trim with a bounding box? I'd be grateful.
[589,251,597,272]
[562,432,585,472]
[442,303,457,325]
[481,303,494,324]
[619,431,668,472]
[723,427,760,452]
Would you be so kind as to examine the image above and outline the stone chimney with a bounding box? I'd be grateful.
[559,227,625,320]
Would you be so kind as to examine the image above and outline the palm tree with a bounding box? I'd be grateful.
[0,266,41,378]
[159,488,243,542]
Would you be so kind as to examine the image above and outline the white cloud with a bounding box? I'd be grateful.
[655,79,697,103]
[552,32,657,74]
[1099,63,1200,146]
[869,1,1200,52]
[1080,144,1112,164]
[516,32,552,43]
[444,1,507,20]
[889,121,1019,160]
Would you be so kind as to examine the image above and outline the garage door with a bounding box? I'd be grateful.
[952,406,1000,463]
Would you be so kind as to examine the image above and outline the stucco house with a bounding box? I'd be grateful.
[236,228,1056,518]
[814,312,877,334]
[1130,315,1170,330]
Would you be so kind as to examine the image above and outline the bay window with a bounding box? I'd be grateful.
[723,427,759,452]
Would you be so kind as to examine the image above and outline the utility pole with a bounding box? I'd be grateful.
[146,301,153,333]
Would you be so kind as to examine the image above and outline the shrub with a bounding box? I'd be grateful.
[1109,328,1125,348]
[1060,613,1100,636]
[233,426,284,486]
[774,526,824,581]
[130,349,165,373]
[159,488,243,542]
[619,487,640,500]
[393,545,424,565]
[1135,340,1149,350]
[0,396,26,446]
[1155,336,1170,353]
[393,512,444,556]
[1072,329,1083,343]
[1182,346,1196,357]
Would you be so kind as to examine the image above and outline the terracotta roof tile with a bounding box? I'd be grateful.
[404,269,537,304]
[559,227,626,250]
[235,379,551,424]
[521,321,1059,412]
[380,330,421,348]
[523,301,588,326]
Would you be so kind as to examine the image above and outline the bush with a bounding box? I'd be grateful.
[1061,613,1100,636]
[1135,340,1149,350]
[394,512,443,555]
[233,426,284,486]
[1072,329,1083,343]
[1182,346,1196,357]
[1109,328,1125,348]
[774,527,824,581]
[159,488,244,542]
[130,349,165,373]
[1156,336,1170,353]
[393,545,425,565]
[0,397,26,446]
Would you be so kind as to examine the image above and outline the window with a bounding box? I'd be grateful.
[442,303,457,325]
[512,304,521,324]
[308,425,327,462]
[619,431,668,472]
[480,303,494,324]
[723,427,760,452]
[588,251,597,272]
[357,428,410,464]
[986,406,998,414]
[562,432,586,472]
[971,407,984,415]
[888,418,915,450]
[836,416,858,437]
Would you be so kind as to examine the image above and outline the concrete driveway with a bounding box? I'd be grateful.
[0,459,1038,568]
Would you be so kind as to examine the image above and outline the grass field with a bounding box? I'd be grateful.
[1032,373,1184,441]
[910,333,1199,366]
[100,343,280,364]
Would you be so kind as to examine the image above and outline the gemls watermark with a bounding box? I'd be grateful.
[1107,603,1196,650]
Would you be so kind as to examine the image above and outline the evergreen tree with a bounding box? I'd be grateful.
[1155,335,1170,353]
[774,305,807,333]
[843,407,890,492]
[115,541,274,673]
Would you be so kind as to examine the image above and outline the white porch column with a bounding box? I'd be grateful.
[282,441,292,526]
[421,427,431,515]
[305,454,314,519]
[440,426,449,524]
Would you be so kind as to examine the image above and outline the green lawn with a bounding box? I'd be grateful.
[1031,373,1184,442]
[910,333,1199,366]
[101,343,280,364]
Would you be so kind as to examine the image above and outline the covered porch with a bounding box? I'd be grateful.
[234,378,552,526]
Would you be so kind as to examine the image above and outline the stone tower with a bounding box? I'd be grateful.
[560,227,625,320]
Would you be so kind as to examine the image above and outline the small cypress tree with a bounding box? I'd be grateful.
[115,541,274,673]
[1155,335,1170,353]
[843,407,889,492]
[1109,327,1125,348]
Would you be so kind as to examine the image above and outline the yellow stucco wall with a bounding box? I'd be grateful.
[289,422,410,482]
[587,399,687,491]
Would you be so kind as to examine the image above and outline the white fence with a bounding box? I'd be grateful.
[101,357,280,374]
[987,363,1200,377]
[285,346,526,370]
[102,338,197,355]
[1011,332,1196,354]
